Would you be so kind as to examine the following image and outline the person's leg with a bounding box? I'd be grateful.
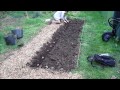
[52,16,61,24]
[52,19,61,24]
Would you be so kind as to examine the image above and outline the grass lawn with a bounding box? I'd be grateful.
[69,11,120,79]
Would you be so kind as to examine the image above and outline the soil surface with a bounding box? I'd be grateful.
[27,19,84,72]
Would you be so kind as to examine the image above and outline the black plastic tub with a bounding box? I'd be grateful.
[4,33,17,45]
[11,29,23,39]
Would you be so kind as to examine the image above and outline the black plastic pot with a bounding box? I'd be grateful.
[11,29,23,39]
[4,33,17,45]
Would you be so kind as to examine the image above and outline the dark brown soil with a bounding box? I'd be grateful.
[27,19,84,72]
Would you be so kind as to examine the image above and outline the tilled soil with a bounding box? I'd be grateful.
[27,19,84,72]
[0,21,83,79]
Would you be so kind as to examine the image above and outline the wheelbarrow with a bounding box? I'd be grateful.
[102,11,120,42]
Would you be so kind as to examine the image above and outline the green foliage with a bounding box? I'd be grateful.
[9,11,25,18]
[24,18,43,25]
[0,32,6,53]
[0,11,10,19]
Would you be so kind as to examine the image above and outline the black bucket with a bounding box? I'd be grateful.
[11,29,23,39]
[4,33,17,45]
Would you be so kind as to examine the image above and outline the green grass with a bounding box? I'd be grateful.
[68,11,120,79]
[0,11,53,54]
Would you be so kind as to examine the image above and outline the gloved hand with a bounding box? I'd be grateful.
[64,20,69,23]
[66,20,69,23]
[64,20,67,23]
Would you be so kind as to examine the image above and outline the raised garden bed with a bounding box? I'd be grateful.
[27,19,84,72]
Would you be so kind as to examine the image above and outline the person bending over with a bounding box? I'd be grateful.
[53,11,69,24]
